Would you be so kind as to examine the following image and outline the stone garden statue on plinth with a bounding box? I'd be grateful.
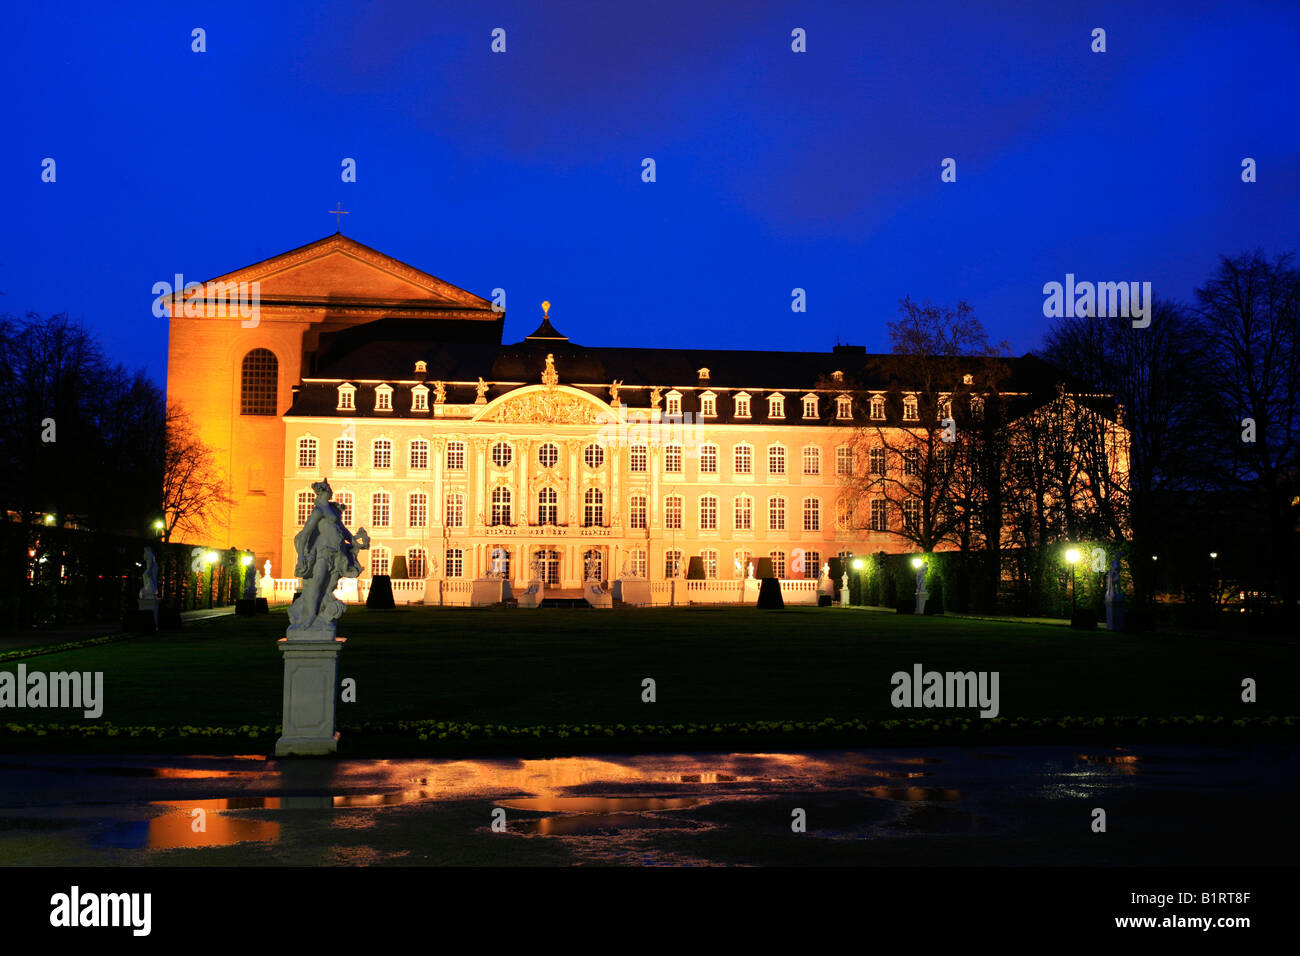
[840,570,850,607]
[1104,555,1126,631]
[138,547,160,630]
[914,560,930,615]
[277,478,369,755]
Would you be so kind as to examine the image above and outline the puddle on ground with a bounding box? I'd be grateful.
[865,787,962,802]
[499,797,705,813]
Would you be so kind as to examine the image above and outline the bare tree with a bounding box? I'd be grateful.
[161,403,232,543]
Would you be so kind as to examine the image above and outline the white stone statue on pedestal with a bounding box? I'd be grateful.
[1104,554,1126,631]
[139,547,159,601]
[286,479,370,640]
[259,559,275,599]
[914,561,930,615]
[490,546,507,578]
[839,571,849,607]
[821,562,830,582]
[747,561,755,580]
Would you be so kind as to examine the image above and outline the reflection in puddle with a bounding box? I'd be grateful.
[865,787,962,802]
[499,797,704,813]
[515,814,698,836]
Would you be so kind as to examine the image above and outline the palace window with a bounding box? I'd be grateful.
[836,446,854,476]
[491,442,513,468]
[491,487,513,526]
[665,550,683,579]
[665,496,683,530]
[628,550,647,578]
[407,548,427,579]
[903,395,919,421]
[903,498,921,533]
[836,395,852,420]
[904,449,921,476]
[370,546,390,577]
[408,492,427,528]
[769,551,786,578]
[869,448,887,475]
[769,497,786,531]
[700,392,717,417]
[446,441,466,470]
[375,384,393,411]
[971,395,985,420]
[297,437,317,470]
[768,445,786,475]
[734,444,753,474]
[629,494,647,529]
[412,385,429,412]
[240,349,278,416]
[735,550,752,576]
[371,492,390,528]
[805,551,822,579]
[938,398,952,422]
[665,444,683,473]
[445,493,465,528]
[803,446,820,476]
[700,443,718,474]
[537,488,558,525]
[734,495,752,531]
[295,490,313,526]
[336,383,355,411]
[336,492,353,527]
[838,498,855,531]
[803,395,819,419]
[409,439,429,470]
[415,360,427,374]
[699,495,718,531]
[583,488,604,527]
[701,549,718,579]
[445,548,464,578]
[768,393,785,419]
[583,549,603,581]
[335,438,354,470]
[584,444,605,468]
[666,391,682,417]
[870,499,887,532]
[870,395,886,420]
[372,439,393,470]
[937,446,953,474]
[538,443,559,468]
[629,445,647,472]
[803,497,821,532]
[735,393,751,418]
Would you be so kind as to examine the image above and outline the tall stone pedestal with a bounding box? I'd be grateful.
[275,637,345,756]
[613,577,651,606]
[136,597,159,632]
[1105,596,1126,632]
[471,577,514,606]
[915,589,930,615]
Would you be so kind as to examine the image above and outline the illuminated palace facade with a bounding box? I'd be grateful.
[164,234,1106,593]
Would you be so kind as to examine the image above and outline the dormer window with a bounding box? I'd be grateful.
[869,394,885,420]
[962,373,974,386]
[666,390,682,417]
[415,360,427,374]
[412,384,429,412]
[375,384,393,411]
[836,395,852,420]
[903,394,919,421]
[337,383,356,411]
[768,393,785,419]
[735,392,751,418]
[700,391,717,417]
[832,370,844,382]
[802,394,819,419]
[697,367,710,381]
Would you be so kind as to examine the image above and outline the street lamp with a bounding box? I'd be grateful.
[852,559,864,571]
[911,556,924,569]
[1065,548,1081,617]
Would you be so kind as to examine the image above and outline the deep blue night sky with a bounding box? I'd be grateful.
[2,0,1296,383]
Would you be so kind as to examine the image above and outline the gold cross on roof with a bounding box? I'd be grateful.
[329,202,349,232]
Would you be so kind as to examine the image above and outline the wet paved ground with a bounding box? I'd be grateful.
[0,745,1293,866]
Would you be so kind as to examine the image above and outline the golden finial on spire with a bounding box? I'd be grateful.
[541,300,551,318]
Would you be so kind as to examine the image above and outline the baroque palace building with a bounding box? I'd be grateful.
[164,233,1113,595]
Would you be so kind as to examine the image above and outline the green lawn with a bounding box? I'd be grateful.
[1,606,1294,737]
